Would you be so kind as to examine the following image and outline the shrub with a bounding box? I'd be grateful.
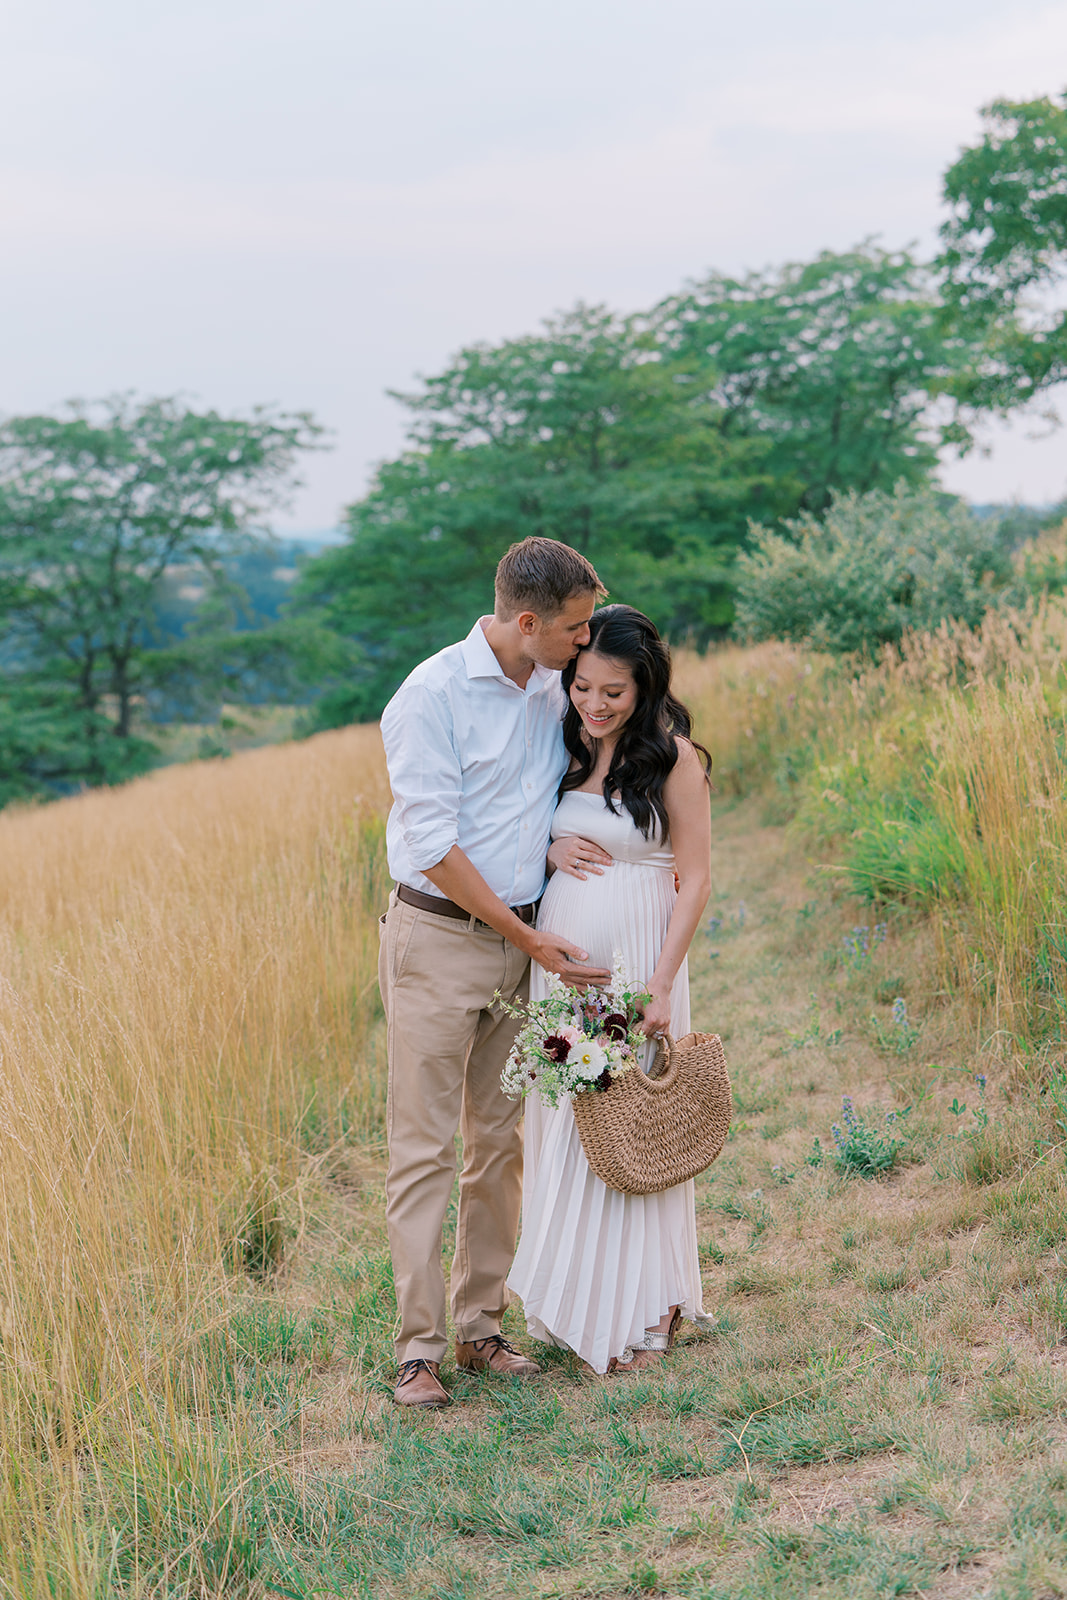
[734,484,1019,653]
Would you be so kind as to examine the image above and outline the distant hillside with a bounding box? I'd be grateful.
[150,535,342,645]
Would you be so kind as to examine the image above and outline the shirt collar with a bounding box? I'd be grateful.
[461,618,555,692]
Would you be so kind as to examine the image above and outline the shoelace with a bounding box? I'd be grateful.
[396,1357,440,1386]
[468,1334,519,1355]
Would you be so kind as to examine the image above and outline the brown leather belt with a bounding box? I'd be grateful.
[395,883,540,926]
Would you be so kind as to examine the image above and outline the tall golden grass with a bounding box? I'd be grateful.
[0,726,389,1590]
[928,675,1067,1040]
[673,602,1067,805]
[671,639,840,802]
[677,603,1067,1044]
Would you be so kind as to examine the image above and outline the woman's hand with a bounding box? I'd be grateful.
[547,835,613,880]
[638,986,672,1039]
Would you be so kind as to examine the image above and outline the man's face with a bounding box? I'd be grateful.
[523,592,596,672]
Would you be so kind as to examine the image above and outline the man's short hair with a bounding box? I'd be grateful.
[494,537,606,620]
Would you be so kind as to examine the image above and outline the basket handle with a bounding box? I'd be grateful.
[646,1032,675,1081]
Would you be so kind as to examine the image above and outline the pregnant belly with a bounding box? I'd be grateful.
[537,862,675,973]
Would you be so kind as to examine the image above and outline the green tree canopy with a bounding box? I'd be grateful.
[0,395,321,798]
[297,304,771,723]
[938,90,1067,411]
[298,262,983,724]
[659,245,968,514]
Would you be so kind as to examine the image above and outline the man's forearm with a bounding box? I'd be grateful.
[422,846,536,950]
[422,847,607,982]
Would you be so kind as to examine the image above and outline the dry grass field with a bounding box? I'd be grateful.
[2,633,1067,1596]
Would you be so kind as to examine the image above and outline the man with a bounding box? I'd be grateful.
[378,536,610,1407]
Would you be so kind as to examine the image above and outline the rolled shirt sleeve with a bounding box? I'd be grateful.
[380,681,462,873]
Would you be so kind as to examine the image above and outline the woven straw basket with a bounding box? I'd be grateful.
[572,1031,732,1195]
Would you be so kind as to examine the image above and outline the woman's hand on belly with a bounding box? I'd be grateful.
[547,834,613,881]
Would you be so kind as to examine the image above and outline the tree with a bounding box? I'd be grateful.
[138,615,363,728]
[938,90,1067,412]
[659,245,968,515]
[297,304,771,722]
[0,395,321,794]
[0,678,110,808]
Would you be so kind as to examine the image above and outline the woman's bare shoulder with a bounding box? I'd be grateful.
[664,735,709,798]
[672,735,708,774]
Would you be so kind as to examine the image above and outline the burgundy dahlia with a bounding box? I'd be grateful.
[542,1034,572,1063]
[603,1012,628,1042]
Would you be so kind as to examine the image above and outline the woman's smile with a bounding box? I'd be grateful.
[570,651,638,740]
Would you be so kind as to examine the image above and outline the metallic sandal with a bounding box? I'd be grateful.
[650,1305,683,1350]
[624,1306,683,1368]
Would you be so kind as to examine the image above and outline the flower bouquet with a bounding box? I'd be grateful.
[497,954,650,1108]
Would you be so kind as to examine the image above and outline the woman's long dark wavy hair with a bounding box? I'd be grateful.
[560,604,711,838]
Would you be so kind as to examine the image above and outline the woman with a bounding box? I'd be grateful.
[507,604,714,1375]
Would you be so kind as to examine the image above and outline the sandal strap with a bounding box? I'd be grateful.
[634,1329,671,1352]
[633,1307,684,1354]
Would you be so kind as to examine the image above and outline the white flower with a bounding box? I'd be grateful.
[608,950,631,1000]
[573,1040,607,1079]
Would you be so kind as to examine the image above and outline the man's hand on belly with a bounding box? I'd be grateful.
[522,928,609,986]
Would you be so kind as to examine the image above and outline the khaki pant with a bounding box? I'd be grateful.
[378,890,530,1363]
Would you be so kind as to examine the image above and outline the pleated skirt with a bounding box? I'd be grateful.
[507,860,708,1373]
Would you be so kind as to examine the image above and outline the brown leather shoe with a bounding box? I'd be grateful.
[455,1334,541,1378]
[393,1358,450,1408]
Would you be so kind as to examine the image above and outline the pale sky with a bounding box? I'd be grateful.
[2,0,1065,529]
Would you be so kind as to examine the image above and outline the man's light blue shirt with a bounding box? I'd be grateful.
[380,619,569,906]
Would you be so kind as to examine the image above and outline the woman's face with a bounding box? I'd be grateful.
[569,650,638,742]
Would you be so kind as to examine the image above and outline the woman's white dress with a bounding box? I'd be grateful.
[506,789,709,1373]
